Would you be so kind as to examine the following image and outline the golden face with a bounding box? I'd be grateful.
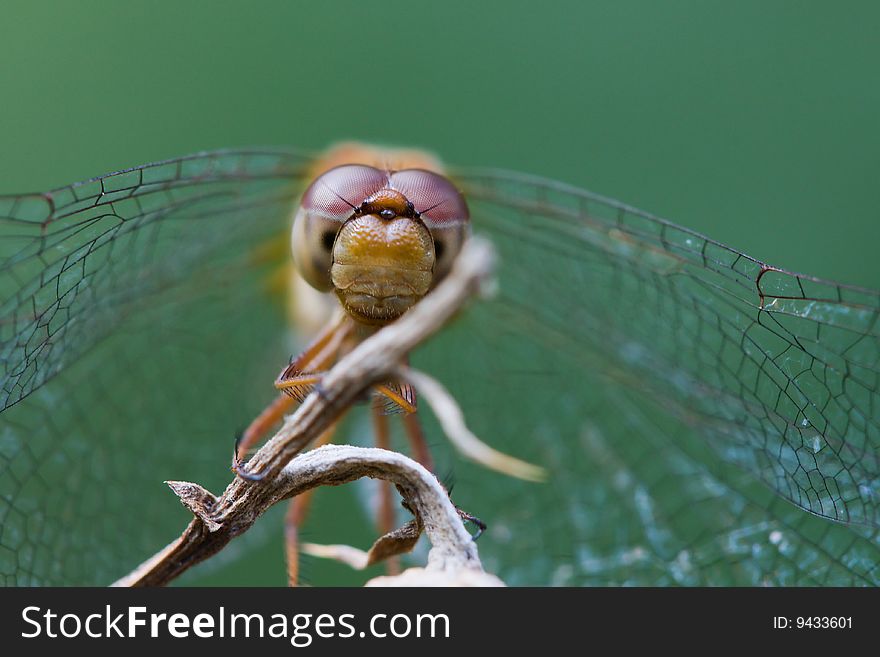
[291,160,470,325]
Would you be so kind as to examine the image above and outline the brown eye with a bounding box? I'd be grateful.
[389,169,470,283]
[389,169,469,224]
[300,164,388,217]
[292,164,471,290]
[292,165,390,291]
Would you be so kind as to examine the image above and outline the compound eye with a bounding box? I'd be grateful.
[291,208,340,291]
[389,169,470,282]
[389,169,470,225]
[300,165,389,219]
[292,165,390,291]
[428,223,469,282]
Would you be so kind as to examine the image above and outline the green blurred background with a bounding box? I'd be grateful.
[1,0,878,585]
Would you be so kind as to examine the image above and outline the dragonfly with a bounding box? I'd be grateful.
[0,144,878,586]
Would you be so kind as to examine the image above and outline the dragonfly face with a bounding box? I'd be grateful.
[1,145,878,586]
[292,161,470,325]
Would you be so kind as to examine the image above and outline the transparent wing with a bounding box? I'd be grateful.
[0,150,311,584]
[4,152,878,587]
[1,150,311,409]
[410,168,880,585]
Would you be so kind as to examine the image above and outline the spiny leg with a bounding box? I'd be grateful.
[235,393,296,466]
[228,311,353,580]
[373,357,429,467]
[274,373,324,401]
[374,383,432,469]
[275,312,353,401]
[234,312,352,469]
[243,314,437,581]
[373,383,417,415]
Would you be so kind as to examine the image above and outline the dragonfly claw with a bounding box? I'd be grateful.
[457,508,487,540]
[231,433,266,481]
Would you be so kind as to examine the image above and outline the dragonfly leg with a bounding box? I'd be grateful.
[231,373,322,476]
[274,312,353,402]
[234,313,353,471]
[284,420,340,586]
[284,490,315,586]
[234,393,296,465]
[373,382,417,414]
[402,411,433,471]
[457,508,487,540]
[371,406,401,575]
[378,353,433,469]
[275,372,326,402]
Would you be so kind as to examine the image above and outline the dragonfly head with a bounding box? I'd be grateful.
[292,164,470,326]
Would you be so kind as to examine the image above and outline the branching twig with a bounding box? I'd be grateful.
[399,366,546,482]
[115,446,503,586]
[113,238,503,587]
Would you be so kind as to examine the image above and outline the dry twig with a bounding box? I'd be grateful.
[113,237,514,586]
